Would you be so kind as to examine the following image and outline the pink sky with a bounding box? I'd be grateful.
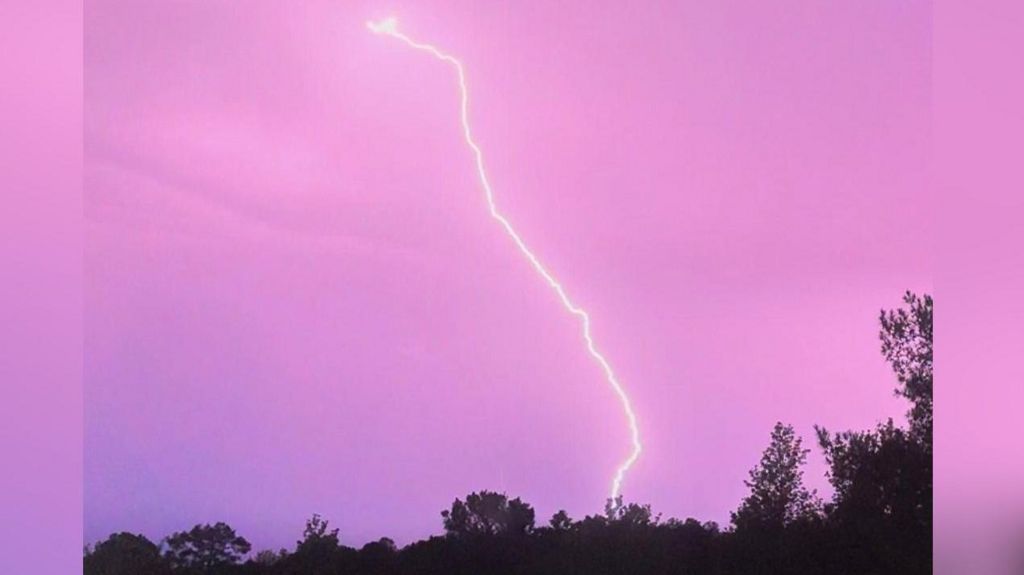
[85,0,931,549]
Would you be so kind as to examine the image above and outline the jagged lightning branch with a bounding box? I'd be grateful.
[367,16,642,502]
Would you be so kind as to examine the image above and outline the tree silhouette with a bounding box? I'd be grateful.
[283,514,355,575]
[604,496,661,528]
[294,513,340,554]
[548,509,574,532]
[731,422,819,532]
[441,491,536,537]
[815,291,933,575]
[880,291,933,447]
[84,532,168,575]
[251,549,286,566]
[352,537,397,574]
[162,522,251,573]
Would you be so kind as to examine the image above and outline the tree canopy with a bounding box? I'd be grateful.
[163,522,251,572]
[731,422,820,532]
[441,490,536,538]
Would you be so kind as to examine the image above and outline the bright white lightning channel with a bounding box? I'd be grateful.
[367,16,642,502]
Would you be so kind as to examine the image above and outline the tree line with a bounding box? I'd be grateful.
[85,292,932,575]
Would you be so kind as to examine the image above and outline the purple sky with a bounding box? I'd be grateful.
[85,0,931,549]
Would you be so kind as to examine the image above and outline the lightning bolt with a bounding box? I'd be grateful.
[368,16,642,503]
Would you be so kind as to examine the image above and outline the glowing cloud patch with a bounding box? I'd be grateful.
[368,17,642,503]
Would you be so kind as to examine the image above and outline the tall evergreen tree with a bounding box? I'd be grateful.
[732,422,819,531]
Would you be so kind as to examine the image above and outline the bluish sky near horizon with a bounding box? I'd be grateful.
[85,0,930,550]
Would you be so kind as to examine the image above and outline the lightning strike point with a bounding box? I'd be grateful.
[368,17,643,507]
